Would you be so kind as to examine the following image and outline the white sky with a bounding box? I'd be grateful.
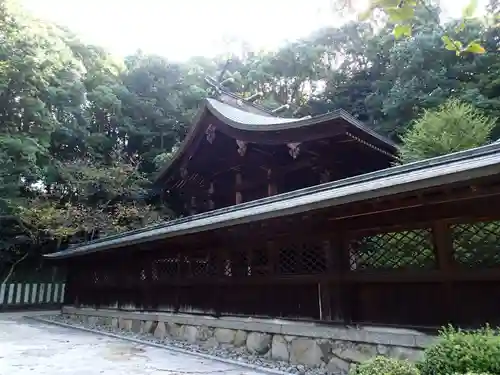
[21,0,486,62]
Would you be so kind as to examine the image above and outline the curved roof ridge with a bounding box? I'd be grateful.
[155,98,397,184]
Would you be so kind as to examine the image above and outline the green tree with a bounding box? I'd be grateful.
[355,0,488,54]
[399,99,496,163]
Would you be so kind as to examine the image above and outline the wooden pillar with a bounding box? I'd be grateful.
[235,171,243,204]
[267,168,278,196]
[208,182,215,210]
[174,252,182,313]
[334,232,353,324]
[189,196,197,215]
[432,221,455,324]
[267,240,278,276]
[319,239,333,321]
[211,249,222,317]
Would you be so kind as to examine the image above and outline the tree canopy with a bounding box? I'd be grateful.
[0,0,499,259]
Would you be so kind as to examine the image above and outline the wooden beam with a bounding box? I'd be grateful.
[235,171,243,204]
[267,169,278,196]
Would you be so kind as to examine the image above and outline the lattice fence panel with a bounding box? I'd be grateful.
[348,229,436,270]
[152,257,179,281]
[230,250,250,277]
[278,242,326,275]
[451,220,500,268]
[249,248,269,276]
[191,260,209,277]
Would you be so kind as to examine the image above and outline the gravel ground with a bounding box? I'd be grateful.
[0,316,281,375]
[44,314,328,375]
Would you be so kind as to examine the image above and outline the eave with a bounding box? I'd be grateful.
[154,98,398,186]
[46,142,500,259]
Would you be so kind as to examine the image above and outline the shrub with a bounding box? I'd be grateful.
[419,325,500,375]
[350,356,420,375]
[398,99,496,164]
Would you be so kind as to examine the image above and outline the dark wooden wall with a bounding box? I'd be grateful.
[64,177,500,329]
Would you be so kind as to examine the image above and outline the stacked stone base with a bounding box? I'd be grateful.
[61,307,433,374]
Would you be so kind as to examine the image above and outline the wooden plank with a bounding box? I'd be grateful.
[7,284,14,305]
[23,283,30,305]
[60,283,66,303]
[0,284,6,306]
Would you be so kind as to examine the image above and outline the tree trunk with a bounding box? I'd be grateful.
[2,253,28,284]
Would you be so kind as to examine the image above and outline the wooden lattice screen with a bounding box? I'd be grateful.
[65,216,500,328]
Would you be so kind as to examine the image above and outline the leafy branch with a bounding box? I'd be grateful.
[359,0,487,55]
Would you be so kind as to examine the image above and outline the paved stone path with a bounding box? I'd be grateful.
[0,317,269,375]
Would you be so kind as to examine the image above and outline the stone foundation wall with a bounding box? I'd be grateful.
[62,307,435,374]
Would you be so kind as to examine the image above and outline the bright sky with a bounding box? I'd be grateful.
[21,0,486,62]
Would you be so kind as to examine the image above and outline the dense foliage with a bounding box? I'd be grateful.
[351,356,420,375]
[349,326,500,375]
[399,99,497,163]
[419,326,500,375]
[0,0,499,264]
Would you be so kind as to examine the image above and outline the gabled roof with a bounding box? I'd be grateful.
[155,98,397,184]
[47,142,500,259]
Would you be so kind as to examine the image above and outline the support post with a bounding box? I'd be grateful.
[267,168,278,196]
[208,182,215,210]
[235,171,243,204]
[189,196,197,215]
[319,239,333,321]
[334,232,353,324]
[174,252,182,313]
[432,221,455,324]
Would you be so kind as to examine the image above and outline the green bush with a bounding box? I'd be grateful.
[398,99,496,164]
[419,325,500,375]
[350,356,420,375]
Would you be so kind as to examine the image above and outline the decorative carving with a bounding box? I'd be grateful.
[206,124,216,144]
[236,140,247,156]
[287,142,301,159]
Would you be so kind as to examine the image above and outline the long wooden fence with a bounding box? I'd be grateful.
[62,175,500,329]
[0,282,65,310]
[0,262,66,311]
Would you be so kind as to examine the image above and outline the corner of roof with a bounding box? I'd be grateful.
[153,99,212,185]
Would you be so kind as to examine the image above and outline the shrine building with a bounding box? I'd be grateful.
[46,88,500,331]
[155,89,397,216]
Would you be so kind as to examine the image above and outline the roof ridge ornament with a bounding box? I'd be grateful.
[204,75,283,117]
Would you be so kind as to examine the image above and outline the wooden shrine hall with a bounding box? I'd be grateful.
[155,91,397,215]
[47,92,500,330]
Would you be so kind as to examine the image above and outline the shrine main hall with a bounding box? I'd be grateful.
[47,88,500,329]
